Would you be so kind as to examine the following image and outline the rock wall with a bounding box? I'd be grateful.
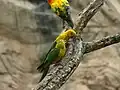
[0,0,120,90]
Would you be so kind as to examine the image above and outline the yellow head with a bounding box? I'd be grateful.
[65,29,76,39]
[55,29,76,42]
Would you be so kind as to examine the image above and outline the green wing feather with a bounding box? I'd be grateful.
[37,39,67,82]
[37,41,56,71]
[37,46,60,82]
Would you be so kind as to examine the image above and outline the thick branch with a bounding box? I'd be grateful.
[74,0,104,34]
[34,0,105,90]
[85,33,120,53]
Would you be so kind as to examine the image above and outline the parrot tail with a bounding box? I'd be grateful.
[66,19,74,28]
[65,11,74,28]
[39,66,49,82]
[37,63,44,72]
[65,6,74,28]
[37,61,50,82]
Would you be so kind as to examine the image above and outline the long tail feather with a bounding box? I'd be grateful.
[39,66,49,82]
[37,64,42,70]
[37,63,44,72]
[66,19,74,28]
[66,6,74,28]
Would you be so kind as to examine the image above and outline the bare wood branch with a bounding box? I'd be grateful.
[34,0,105,90]
[74,0,104,34]
[84,33,120,53]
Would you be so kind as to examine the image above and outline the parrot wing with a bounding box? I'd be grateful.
[38,48,60,82]
[37,41,57,71]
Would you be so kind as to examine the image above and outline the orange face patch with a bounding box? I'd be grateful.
[48,0,53,4]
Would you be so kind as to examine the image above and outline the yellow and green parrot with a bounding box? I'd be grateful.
[48,0,74,28]
[37,40,66,82]
[37,29,76,82]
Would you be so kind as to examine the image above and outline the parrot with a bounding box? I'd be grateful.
[37,39,66,82]
[48,0,74,28]
[37,29,76,82]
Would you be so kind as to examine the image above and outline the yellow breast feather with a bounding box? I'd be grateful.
[59,47,66,57]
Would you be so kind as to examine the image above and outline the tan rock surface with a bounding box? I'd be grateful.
[0,0,120,90]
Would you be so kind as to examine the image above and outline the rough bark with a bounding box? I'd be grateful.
[85,33,120,53]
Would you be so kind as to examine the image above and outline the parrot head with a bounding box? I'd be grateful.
[56,40,66,49]
[55,29,76,42]
[66,29,76,38]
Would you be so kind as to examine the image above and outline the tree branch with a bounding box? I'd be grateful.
[84,33,120,53]
[34,0,105,90]
[74,0,104,34]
